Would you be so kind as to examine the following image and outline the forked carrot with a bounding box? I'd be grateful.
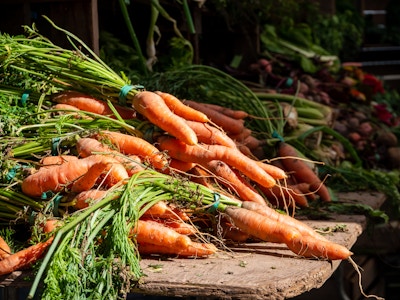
[203,160,267,206]
[184,100,245,135]
[157,136,276,189]
[21,155,128,197]
[0,236,11,260]
[52,90,136,119]
[278,142,331,202]
[154,91,209,123]
[70,162,112,193]
[185,120,237,148]
[132,91,198,145]
[93,130,168,170]
[224,206,351,259]
[0,237,54,276]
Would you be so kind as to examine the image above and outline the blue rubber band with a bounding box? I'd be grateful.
[272,131,284,142]
[29,211,37,225]
[19,90,31,106]
[51,137,61,156]
[51,195,62,217]
[119,84,144,105]
[5,165,20,182]
[285,77,294,87]
[208,193,220,213]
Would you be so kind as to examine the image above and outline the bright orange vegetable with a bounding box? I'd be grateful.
[185,120,237,148]
[154,91,209,123]
[197,102,249,119]
[257,184,309,208]
[73,189,109,210]
[21,155,128,197]
[52,90,136,119]
[142,201,190,221]
[278,142,331,202]
[157,136,276,189]
[137,241,217,258]
[184,100,245,135]
[0,236,11,260]
[132,91,198,145]
[0,237,54,276]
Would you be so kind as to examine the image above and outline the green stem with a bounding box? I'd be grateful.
[183,0,196,34]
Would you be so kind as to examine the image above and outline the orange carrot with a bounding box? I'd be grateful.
[40,155,79,168]
[76,137,145,175]
[157,136,276,189]
[258,184,309,208]
[229,128,252,143]
[185,120,237,148]
[220,220,251,243]
[197,102,249,119]
[142,201,190,221]
[141,218,197,235]
[0,237,54,275]
[278,142,331,202]
[52,90,136,119]
[0,236,11,260]
[93,130,168,169]
[167,159,196,173]
[137,241,217,258]
[184,100,245,135]
[154,91,209,123]
[240,201,330,242]
[21,155,128,197]
[132,91,198,145]
[224,206,351,259]
[70,162,111,193]
[242,135,265,150]
[256,161,287,180]
[204,160,267,206]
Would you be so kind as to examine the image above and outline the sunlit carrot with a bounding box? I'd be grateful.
[184,100,245,135]
[93,130,168,169]
[0,237,54,276]
[52,90,136,119]
[132,91,198,145]
[197,102,249,119]
[137,241,217,258]
[157,136,276,189]
[70,162,112,193]
[167,159,196,173]
[154,91,209,123]
[40,155,79,168]
[257,183,309,208]
[142,201,190,221]
[185,120,237,148]
[0,236,11,260]
[140,218,197,236]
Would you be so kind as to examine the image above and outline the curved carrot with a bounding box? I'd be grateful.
[184,100,245,135]
[76,137,145,175]
[256,161,287,180]
[167,159,196,173]
[132,91,198,145]
[197,102,249,119]
[155,91,209,123]
[40,155,79,168]
[257,184,309,208]
[157,136,276,189]
[73,189,116,210]
[185,120,237,148]
[52,90,136,119]
[142,201,190,221]
[224,206,351,259]
[140,218,197,236]
[278,142,331,202]
[204,160,267,206]
[0,236,11,260]
[70,162,111,193]
[0,237,54,275]
[94,130,168,169]
[21,155,128,197]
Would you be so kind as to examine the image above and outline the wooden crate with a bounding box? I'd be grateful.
[0,0,99,54]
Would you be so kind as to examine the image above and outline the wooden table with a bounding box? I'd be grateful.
[0,191,386,300]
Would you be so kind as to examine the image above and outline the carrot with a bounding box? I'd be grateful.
[240,201,330,242]
[224,206,351,259]
[219,218,251,242]
[52,103,81,111]
[278,142,331,202]
[185,120,237,148]
[21,155,128,197]
[154,91,209,123]
[70,161,112,193]
[76,137,145,175]
[0,236,11,260]
[0,237,54,275]
[141,218,197,235]
[197,102,249,120]
[157,136,276,189]
[93,130,168,169]
[137,241,217,258]
[204,160,267,206]
[167,159,196,173]
[258,184,309,208]
[292,183,317,201]
[242,135,265,150]
[184,100,245,135]
[132,91,198,145]
[256,161,287,180]
[40,155,79,168]
[73,189,109,210]
[142,201,190,221]
[229,128,252,143]
[52,90,136,119]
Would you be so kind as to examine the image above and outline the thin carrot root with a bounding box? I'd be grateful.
[132,91,198,145]
[157,136,277,189]
[0,237,54,276]
[258,184,309,208]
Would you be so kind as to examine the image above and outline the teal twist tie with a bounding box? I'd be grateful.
[51,137,61,156]
[119,84,144,105]
[272,131,284,142]
[19,90,31,106]
[208,192,220,213]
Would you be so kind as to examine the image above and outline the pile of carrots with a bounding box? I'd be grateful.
[0,89,348,278]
